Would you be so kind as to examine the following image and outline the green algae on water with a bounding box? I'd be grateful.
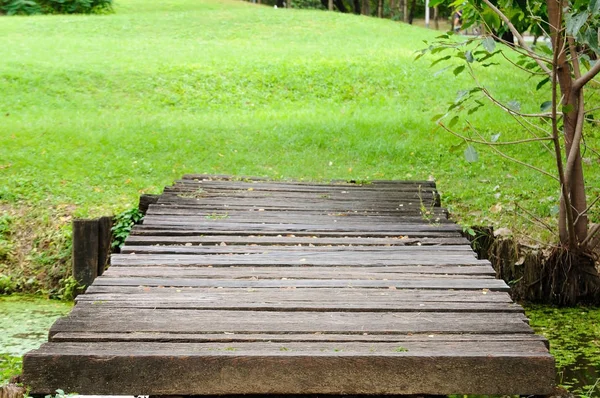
[0,296,72,356]
[526,305,600,396]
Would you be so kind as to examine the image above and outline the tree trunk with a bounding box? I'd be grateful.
[407,0,416,24]
[377,0,383,17]
[389,0,395,18]
[328,0,333,11]
[547,0,588,247]
[433,6,438,29]
[353,0,361,14]
[402,0,407,22]
[361,0,370,15]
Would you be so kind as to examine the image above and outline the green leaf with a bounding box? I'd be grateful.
[431,55,452,67]
[429,0,445,7]
[453,65,466,76]
[482,37,496,53]
[540,101,553,112]
[433,66,452,77]
[584,26,600,54]
[591,0,600,13]
[490,133,501,142]
[464,145,479,162]
[566,11,590,37]
[507,100,521,112]
[431,113,446,122]
[465,50,474,63]
[448,115,459,128]
[536,77,550,91]
[455,89,469,102]
[449,141,466,153]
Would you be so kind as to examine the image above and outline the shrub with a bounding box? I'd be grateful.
[0,0,112,15]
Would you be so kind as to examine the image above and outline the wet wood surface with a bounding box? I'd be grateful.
[22,175,554,396]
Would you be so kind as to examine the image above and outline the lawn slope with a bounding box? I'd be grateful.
[0,0,598,292]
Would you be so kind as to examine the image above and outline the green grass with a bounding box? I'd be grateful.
[0,0,598,271]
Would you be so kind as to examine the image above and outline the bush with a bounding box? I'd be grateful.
[290,0,324,9]
[0,0,112,15]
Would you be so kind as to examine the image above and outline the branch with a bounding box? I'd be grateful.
[574,195,600,225]
[514,202,557,234]
[581,223,600,248]
[480,0,552,76]
[500,51,550,76]
[439,122,559,182]
[443,134,552,146]
[565,91,585,187]
[573,60,600,92]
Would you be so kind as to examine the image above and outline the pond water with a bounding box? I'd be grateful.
[0,297,598,396]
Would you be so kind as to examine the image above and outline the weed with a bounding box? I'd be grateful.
[205,213,229,220]
[394,346,408,352]
[111,208,143,250]
[54,276,85,301]
[0,354,22,384]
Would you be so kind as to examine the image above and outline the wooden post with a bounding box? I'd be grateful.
[97,216,113,276]
[72,219,99,287]
[138,194,160,215]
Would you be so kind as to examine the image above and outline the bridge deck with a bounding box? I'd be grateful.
[23,175,554,396]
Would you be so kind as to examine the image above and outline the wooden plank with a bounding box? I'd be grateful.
[124,234,471,246]
[118,245,476,255]
[23,340,554,395]
[88,277,509,290]
[100,265,496,277]
[49,309,530,336]
[129,228,464,238]
[110,253,490,267]
[80,287,514,302]
[50,332,548,344]
[72,298,523,312]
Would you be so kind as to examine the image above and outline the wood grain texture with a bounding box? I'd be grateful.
[22,176,554,396]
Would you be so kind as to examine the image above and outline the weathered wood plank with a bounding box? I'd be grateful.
[118,244,476,255]
[81,286,514,302]
[49,309,529,336]
[124,234,471,246]
[23,340,554,395]
[110,253,490,267]
[50,331,548,344]
[100,265,496,277]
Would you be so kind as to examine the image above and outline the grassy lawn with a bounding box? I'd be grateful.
[0,0,599,292]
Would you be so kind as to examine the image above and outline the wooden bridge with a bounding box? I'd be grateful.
[23,175,554,396]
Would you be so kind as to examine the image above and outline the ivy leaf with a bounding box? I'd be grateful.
[464,145,479,162]
[490,133,501,142]
[536,77,550,91]
[540,101,553,112]
[453,65,466,76]
[507,100,521,112]
[483,37,496,53]
[566,11,590,37]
